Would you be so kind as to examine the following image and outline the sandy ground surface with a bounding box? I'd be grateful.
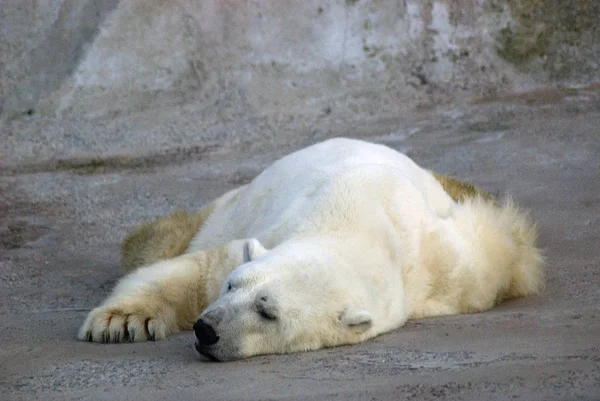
[1,89,599,400]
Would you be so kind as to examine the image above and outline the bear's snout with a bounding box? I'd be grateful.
[194,319,219,346]
[195,306,225,346]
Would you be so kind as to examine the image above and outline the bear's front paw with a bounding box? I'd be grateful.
[78,301,173,343]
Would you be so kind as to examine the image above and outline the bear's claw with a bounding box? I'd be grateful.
[78,305,168,343]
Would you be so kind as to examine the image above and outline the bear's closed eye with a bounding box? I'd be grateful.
[256,301,277,321]
[258,309,277,321]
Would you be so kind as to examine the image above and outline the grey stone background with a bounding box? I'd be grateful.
[1,1,599,400]
[1,0,599,165]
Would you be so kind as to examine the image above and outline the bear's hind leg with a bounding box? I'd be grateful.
[120,207,213,272]
[120,186,246,272]
[431,171,494,203]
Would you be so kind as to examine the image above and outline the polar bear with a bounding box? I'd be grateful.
[78,138,543,361]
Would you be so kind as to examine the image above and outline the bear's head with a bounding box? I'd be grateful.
[194,239,374,361]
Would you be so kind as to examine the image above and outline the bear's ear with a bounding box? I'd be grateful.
[243,238,268,263]
[340,308,372,332]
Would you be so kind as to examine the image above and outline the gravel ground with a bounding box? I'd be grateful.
[1,88,599,400]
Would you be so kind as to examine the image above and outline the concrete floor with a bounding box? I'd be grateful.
[1,88,599,400]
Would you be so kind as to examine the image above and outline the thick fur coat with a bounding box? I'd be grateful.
[79,138,543,360]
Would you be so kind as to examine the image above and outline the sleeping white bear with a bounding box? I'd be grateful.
[78,138,543,361]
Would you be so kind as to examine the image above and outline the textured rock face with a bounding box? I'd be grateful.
[495,0,600,80]
[1,0,598,121]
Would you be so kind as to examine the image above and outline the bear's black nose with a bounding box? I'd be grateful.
[193,319,219,346]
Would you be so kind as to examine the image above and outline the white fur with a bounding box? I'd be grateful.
[190,138,542,360]
[79,138,542,360]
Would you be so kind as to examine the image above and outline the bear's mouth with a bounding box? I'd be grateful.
[195,341,221,362]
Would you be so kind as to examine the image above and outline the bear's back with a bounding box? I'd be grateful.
[189,138,452,251]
